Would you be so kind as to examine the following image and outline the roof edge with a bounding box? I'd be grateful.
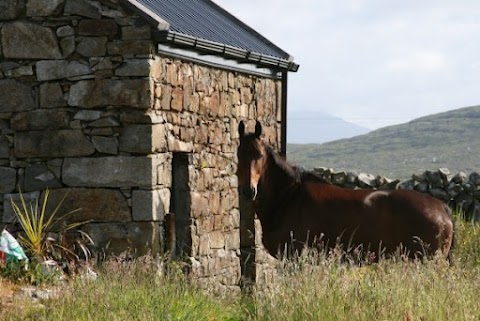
[155,31,299,72]
[121,0,170,30]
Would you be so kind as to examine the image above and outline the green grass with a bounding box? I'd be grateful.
[4,216,480,321]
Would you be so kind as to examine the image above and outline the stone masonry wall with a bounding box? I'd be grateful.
[0,0,160,255]
[0,0,284,293]
[150,55,282,293]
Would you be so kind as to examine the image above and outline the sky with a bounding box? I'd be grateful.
[213,0,480,129]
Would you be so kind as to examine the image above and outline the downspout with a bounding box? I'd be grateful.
[280,71,288,157]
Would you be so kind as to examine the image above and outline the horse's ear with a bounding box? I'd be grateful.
[254,121,262,138]
[238,121,245,137]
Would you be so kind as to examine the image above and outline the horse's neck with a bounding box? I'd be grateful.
[256,156,299,226]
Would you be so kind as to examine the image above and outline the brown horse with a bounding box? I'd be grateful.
[237,121,455,260]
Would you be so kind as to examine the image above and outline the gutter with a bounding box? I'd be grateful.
[154,31,299,72]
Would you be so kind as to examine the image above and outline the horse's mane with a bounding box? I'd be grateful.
[264,145,329,185]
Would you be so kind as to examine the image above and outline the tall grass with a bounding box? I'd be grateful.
[5,216,480,321]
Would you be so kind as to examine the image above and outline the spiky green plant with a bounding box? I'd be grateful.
[10,189,91,267]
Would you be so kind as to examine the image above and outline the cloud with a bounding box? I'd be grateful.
[386,51,449,73]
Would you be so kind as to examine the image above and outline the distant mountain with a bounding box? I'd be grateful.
[287,109,370,144]
[287,105,480,179]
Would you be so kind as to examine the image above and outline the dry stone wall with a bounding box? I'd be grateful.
[313,167,480,220]
[0,0,284,293]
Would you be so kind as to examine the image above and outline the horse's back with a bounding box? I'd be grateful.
[300,182,454,258]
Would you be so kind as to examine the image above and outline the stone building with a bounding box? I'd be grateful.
[0,0,298,292]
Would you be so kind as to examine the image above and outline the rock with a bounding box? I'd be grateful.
[60,36,75,57]
[429,188,450,202]
[115,59,150,77]
[68,79,150,108]
[357,173,377,188]
[119,124,167,153]
[1,22,62,59]
[64,0,101,19]
[331,171,346,185]
[24,163,62,192]
[107,40,152,56]
[82,222,162,255]
[36,60,68,81]
[3,191,40,223]
[11,110,70,131]
[76,37,107,57]
[62,156,156,187]
[122,25,151,40]
[39,82,66,108]
[26,0,64,16]
[56,25,74,37]
[426,170,444,188]
[469,172,480,186]
[0,0,24,20]
[66,61,93,79]
[91,136,118,155]
[0,79,35,112]
[132,188,170,221]
[44,188,131,222]
[14,130,95,158]
[74,110,102,121]
[452,172,467,184]
[0,167,17,193]
[78,19,118,36]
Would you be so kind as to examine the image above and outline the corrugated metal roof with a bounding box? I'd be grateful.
[126,0,298,71]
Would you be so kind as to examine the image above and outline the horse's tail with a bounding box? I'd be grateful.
[445,204,455,263]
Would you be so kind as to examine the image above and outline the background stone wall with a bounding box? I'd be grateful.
[312,167,480,220]
[0,0,285,293]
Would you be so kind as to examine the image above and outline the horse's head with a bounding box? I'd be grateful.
[237,121,267,200]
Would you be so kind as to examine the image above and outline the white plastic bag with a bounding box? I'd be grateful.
[0,229,28,266]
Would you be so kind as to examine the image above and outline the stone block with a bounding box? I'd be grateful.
[92,136,118,155]
[15,130,95,158]
[66,61,93,79]
[62,156,156,188]
[68,79,150,108]
[45,188,131,223]
[24,163,62,192]
[82,222,163,255]
[0,136,11,158]
[76,37,107,57]
[36,60,68,81]
[3,191,40,224]
[64,0,101,19]
[78,19,118,36]
[0,0,24,20]
[0,79,35,112]
[119,124,167,153]
[2,22,61,59]
[12,110,70,131]
[39,82,66,108]
[0,167,16,194]
[115,59,150,77]
[26,0,63,16]
[122,25,151,40]
[132,188,170,221]
[107,40,152,56]
[60,36,75,58]
[56,25,74,37]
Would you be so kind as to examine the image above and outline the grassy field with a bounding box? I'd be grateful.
[3,215,480,321]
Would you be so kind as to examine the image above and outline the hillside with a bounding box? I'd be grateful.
[287,105,480,179]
